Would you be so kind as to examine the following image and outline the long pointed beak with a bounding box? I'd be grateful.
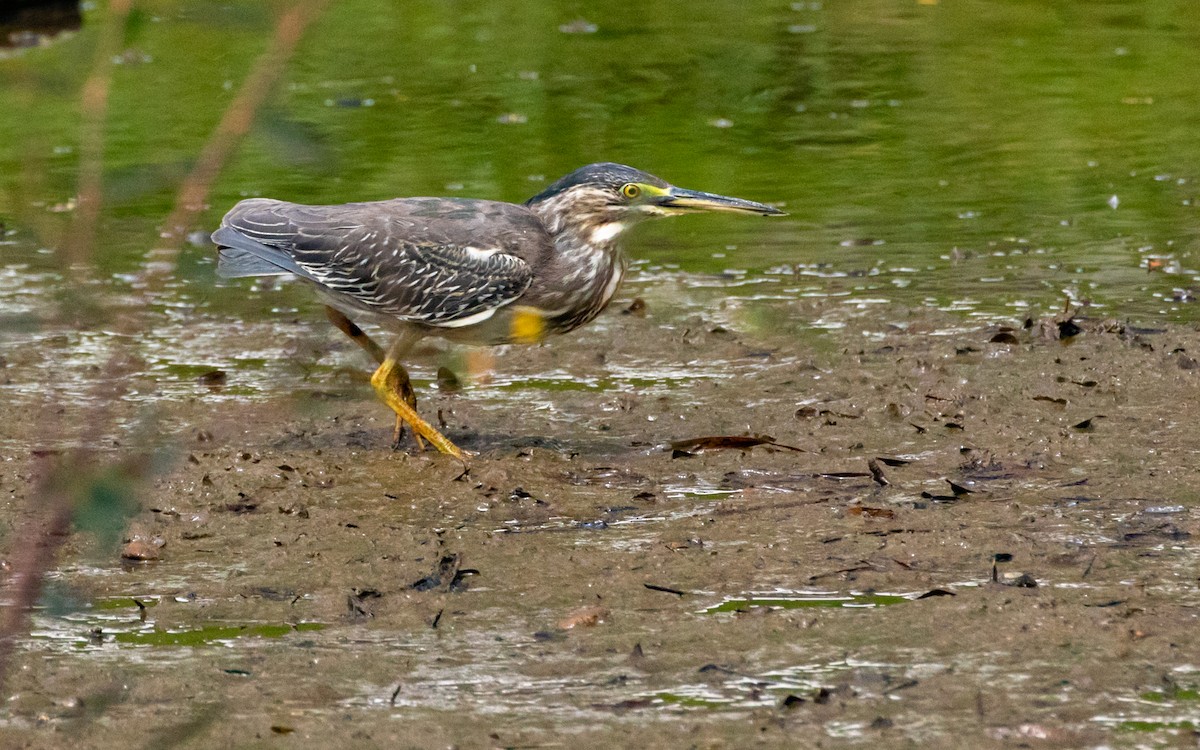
[655,187,785,216]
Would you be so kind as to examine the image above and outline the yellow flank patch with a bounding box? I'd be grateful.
[510,307,548,344]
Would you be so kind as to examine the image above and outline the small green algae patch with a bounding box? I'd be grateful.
[705,593,909,613]
[114,622,324,646]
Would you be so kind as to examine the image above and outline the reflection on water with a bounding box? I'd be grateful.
[0,1,81,51]
[1,0,1198,333]
[2,2,1199,744]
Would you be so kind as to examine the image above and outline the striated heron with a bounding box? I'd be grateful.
[212,162,783,460]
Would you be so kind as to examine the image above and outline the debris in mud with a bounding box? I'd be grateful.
[1172,352,1199,370]
[410,554,459,591]
[628,643,646,666]
[196,369,227,389]
[820,471,871,481]
[992,553,1014,563]
[867,458,888,486]
[347,588,381,620]
[1072,416,1104,431]
[999,572,1039,588]
[848,505,895,519]
[946,479,973,496]
[643,583,687,596]
[1058,318,1083,338]
[120,537,162,561]
[1119,522,1190,543]
[602,698,654,712]
[989,328,1019,345]
[622,297,647,316]
[436,366,461,392]
[409,553,478,592]
[794,405,862,424]
[669,434,806,456]
[508,486,545,504]
[916,588,956,599]
[557,605,608,630]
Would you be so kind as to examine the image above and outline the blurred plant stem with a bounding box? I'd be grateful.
[61,0,131,273]
[0,0,330,694]
[143,0,332,287]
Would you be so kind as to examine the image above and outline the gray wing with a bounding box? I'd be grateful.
[213,197,546,327]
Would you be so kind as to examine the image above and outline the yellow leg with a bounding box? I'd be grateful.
[325,306,408,442]
[325,306,461,457]
[376,357,425,452]
[371,354,466,460]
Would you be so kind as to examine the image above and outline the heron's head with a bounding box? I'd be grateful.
[525,162,783,240]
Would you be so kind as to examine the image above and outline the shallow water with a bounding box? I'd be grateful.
[3,1,1200,747]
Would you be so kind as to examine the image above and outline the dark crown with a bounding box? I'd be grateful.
[525,163,668,206]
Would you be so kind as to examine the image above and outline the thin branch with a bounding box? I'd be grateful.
[0,0,329,693]
[60,0,132,271]
[143,0,331,283]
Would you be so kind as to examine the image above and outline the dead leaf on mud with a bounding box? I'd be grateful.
[848,505,895,519]
[120,538,162,561]
[867,458,888,486]
[916,589,956,599]
[999,572,1039,588]
[669,434,806,456]
[409,553,477,592]
[557,605,608,630]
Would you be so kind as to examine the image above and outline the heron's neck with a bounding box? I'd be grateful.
[528,197,630,262]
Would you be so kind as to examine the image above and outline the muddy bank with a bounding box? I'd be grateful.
[1,301,1199,747]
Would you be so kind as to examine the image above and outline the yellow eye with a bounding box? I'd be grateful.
[621,183,641,199]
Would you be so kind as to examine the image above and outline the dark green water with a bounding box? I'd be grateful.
[1,0,1198,330]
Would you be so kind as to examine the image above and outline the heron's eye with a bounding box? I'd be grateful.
[620,183,641,200]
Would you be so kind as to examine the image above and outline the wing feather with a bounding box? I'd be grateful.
[213,197,544,327]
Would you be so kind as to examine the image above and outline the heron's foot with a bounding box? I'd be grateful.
[378,365,426,452]
[370,359,465,461]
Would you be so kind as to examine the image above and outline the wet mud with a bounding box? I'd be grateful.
[2,297,1200,747]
